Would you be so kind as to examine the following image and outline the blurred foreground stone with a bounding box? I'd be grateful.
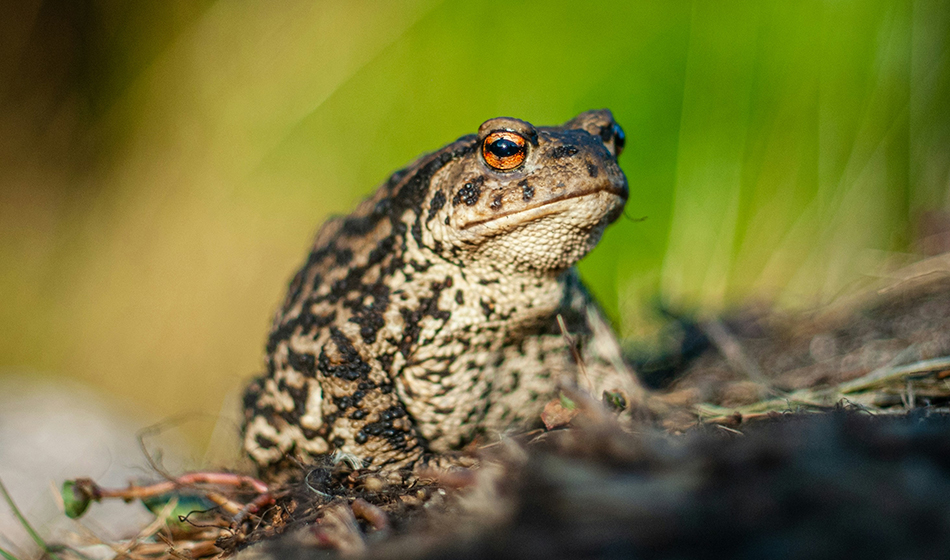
[0,375,195,556]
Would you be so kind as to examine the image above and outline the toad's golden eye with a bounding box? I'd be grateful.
[482,131,527,170]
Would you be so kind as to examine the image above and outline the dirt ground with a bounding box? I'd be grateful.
[52,265,950,560]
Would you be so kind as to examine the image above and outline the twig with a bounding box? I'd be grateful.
[716,425,744,436]
[157,532,198,560]
[903,377,916,409]
[557,314,591,387]
[837,352,950,393]
[112,497,182,558]
[73,472,269,502]
[230,491,278,529]
[695,353,950,423]
[65,471,273,532]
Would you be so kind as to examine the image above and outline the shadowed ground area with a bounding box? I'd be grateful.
[37,270,950,560]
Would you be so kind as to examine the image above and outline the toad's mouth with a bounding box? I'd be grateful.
[458,186,627,231]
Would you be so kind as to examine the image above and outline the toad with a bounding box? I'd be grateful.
[243,110,642,477]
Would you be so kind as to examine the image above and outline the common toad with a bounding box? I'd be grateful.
[243,110,642,476]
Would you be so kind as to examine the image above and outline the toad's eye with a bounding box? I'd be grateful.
[612,123,626,156]
[482,131,527,170]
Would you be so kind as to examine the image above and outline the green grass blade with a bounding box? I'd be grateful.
[0,546,21,560]
[0,478,62,560]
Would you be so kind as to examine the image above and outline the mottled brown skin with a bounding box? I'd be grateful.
[243,110,642,477]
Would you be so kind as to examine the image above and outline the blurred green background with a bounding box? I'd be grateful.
[2,0,948,451]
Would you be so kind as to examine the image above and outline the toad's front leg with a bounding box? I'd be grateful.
[244,335,430,480]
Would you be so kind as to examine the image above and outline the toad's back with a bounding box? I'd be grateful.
[243,110,641,476]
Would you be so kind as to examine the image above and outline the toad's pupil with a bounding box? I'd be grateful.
[489,138,522,158]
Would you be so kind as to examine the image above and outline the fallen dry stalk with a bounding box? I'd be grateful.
[696,353,950,422]
[63,471,273,533]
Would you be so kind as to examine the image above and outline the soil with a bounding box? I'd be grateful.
[53,270,950,560]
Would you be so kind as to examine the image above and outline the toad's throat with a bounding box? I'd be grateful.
[458,186,627,230]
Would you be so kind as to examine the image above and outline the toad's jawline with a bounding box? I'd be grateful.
[458,187,627,230]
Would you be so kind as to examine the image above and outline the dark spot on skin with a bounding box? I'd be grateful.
[285,274,306,306]
[277,394,308,425]
[453,179,483,207]
[444,216,450,225]
[332,437,345,448]
[519,179,534,201]
[364,422,384,436]
[318,327,372,381]
[266,310,336,354]
[427,191,445,222]
[348,283,390,344]
[355,432,368,444]
[410,260,432,272]
[287,349,316,377]
[586,162,599,177]
[351,409,367,420]
[490,193,503,210]
[394,144,475,214]
[551,145,579,159]
[340,215,375,236]
[425,368,450,381]
[383,405,406,420]
[397,278,453,357]
[385,168,408,189]
[455,290,464,304]
[411,219,423,245]
[248,404,277,426]
[242,376,265,409]
[301,426,323,440]
[378,353,394,373]
[480,299,493,318]
[334,248,353,265]
[255,435,277,449]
